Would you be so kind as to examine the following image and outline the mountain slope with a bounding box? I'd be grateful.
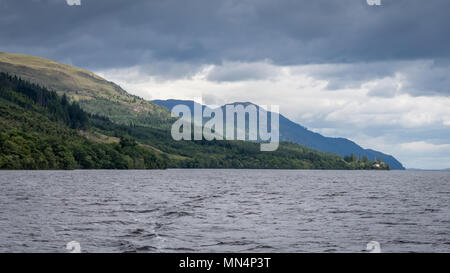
[153,99,405,170]
[0,73,388,170]
[0,73,167,169]
[0,52,393,170]
[0,52,171,126]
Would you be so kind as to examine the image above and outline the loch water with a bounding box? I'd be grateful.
[0,169,449,253]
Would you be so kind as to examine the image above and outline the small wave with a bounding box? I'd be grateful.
[135,245,158,252]
[130,228,145,235]
[215,240,257,246]
[243,211,259,215]
[391,240,433,245]
[164,247,196,252]
[321,192,347,197]
[84,220,134,225]
[377,222,418,226]
[162,211,193,217]
[114,240,138,253]
[245,245,275,251]
[123,209,159,214]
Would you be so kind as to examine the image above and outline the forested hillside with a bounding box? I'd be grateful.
[0,73,389,170]
[0,52,171,127]
[0,73,167,169]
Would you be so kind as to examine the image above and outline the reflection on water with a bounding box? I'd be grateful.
[0,169,449,253]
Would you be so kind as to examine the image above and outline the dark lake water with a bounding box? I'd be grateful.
[0,169,449,253]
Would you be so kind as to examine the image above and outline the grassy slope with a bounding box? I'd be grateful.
[0,52,171,126]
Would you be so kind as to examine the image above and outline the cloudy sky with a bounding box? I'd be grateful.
[1,0,450,169]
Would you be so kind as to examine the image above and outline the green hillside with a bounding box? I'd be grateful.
[0,52,171,126]
[0,72,388,170]
[0,73,167,169]
[0,52,390,170]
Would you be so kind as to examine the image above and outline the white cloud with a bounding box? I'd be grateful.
[363,76,402,97]
[399,141,450,153]
[66,0,81,6]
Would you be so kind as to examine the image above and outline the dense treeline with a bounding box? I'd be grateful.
[91,113,389,170]
[0,73,167,170]
[0,73,89,130]
[0,73,389,170]
[343,153,389,170]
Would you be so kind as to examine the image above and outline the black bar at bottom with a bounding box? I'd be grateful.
[1,253,447,272]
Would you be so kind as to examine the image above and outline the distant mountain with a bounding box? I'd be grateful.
[153,99,405,170]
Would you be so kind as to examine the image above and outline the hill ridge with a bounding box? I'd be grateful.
[0,52,171,126]
[153,99,405,170]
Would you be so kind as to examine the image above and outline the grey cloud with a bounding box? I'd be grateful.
[2,0,450,96]
[401,60,450,96]
[206,62,280,82]
[1,0,450,70]
[137,61,207,81]
[293,61,405,90]
[297,115,450,149]
[295,60,450,97]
